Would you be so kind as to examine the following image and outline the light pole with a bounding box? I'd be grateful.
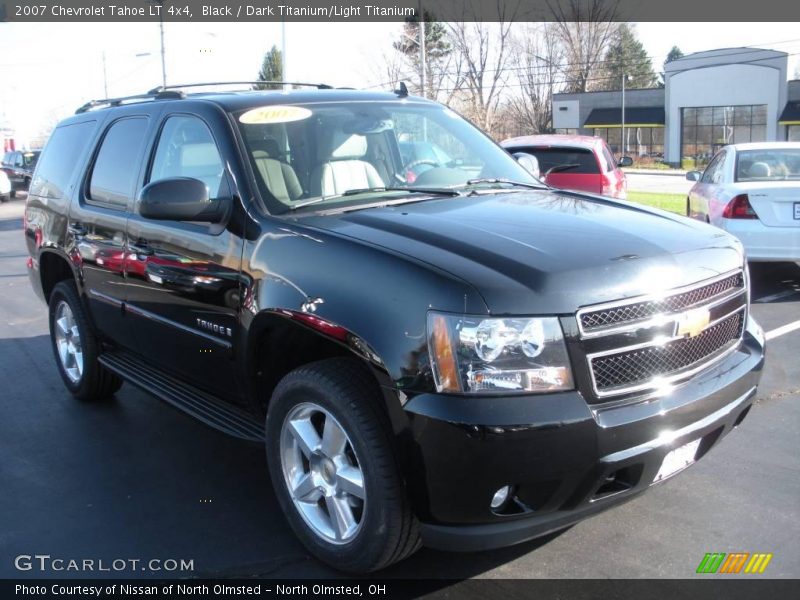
[418,0,426,98]
[534,54,555,132]
[146,0,167,87]
[101,51,152,98]
[621,73,631,155]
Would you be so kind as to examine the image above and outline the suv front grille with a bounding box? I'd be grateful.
[579,272,744,333]
[578,269,747,399]
[590,309,745,394]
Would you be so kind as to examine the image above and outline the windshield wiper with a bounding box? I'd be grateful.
[342,186,461,197]
[545,164,580,175]
[464,178,547,190]
[287,186,460,211]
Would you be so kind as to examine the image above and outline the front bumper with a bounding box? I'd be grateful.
[403,317,765,552]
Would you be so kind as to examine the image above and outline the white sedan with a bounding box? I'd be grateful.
[0,169,11,202]
[686,142,800,263]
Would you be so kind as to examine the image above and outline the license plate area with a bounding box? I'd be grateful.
[653,439,701,483]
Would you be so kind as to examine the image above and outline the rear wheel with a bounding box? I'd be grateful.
[265,358,420,573]
[48,281,122,401]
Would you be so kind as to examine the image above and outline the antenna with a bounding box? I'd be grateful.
[394,82,409,97]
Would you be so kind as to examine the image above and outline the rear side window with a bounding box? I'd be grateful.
[509,146,600,175]
[88,117,149,209]
[29,121,97,199]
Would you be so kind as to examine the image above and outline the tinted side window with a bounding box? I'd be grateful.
[29,121,97,199]
[511,146,600,175]
[149,115,227,199]
[89,117,149,209]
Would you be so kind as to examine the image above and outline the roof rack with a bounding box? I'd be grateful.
[75,90,184,114]
[147,81,333,94]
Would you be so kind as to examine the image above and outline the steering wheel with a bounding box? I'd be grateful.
[405,159,441,172]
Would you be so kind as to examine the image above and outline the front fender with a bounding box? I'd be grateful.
[238,218,488,394]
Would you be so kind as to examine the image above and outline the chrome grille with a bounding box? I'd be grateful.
[590,309,745,395]
[580,272,744,333]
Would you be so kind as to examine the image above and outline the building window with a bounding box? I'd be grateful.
[555,128,577,135]
[591,127,664,162]
[788,126,800,142]
[681,105,767,169]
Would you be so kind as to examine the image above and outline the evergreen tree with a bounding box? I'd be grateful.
[665,45,684,64]
[392,11,452,98]
[658,46,684,86]
[254,46,283,90]
[593,24,658,91]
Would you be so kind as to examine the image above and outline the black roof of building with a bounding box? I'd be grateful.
[779,101,800,124]
[583,107,666,127]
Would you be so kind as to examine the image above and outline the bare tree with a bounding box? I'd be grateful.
[548,0,619,93]
[505,22,564,135]
[447,2,516,134]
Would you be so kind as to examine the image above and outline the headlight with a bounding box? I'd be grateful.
[427,312,574,394]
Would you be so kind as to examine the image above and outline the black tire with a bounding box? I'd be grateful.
[48,280,122,401]
[10,189,16,199]
[265,357,420,573]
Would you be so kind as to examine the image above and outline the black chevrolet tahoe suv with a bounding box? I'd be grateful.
[25,84,765,573]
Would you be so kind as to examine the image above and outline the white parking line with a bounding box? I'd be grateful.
[765,320,800,341]
[755,290,800,303]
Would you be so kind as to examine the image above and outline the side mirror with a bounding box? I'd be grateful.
[513,152,541,179]
[685,171,702,182]
[617,156,633,168]
[138,177,229,223]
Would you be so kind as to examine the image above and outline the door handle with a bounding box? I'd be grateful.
[67,223,87,236]
[129,241,154,256]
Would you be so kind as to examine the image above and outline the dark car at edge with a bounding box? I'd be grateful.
[23,84,766,573]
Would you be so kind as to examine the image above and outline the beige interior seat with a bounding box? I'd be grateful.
[311,133,384,197]
[251,138,303,204]
[749,162,771,178]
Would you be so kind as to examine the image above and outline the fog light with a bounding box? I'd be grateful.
[490,485,512,509]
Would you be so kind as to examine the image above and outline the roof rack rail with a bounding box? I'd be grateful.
[75,90,184,114]
[147,81,333,94]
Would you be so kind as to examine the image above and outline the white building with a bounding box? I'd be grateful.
[552,47,800,168]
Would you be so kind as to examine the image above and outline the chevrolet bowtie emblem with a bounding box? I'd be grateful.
[676,307,711,338]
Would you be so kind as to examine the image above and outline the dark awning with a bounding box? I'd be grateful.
[779,101,800,124]
[584,107,665,128]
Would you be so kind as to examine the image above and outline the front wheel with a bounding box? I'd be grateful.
[48,280,122,401]
[265,358,420,573]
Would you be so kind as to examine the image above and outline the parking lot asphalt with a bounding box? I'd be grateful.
[1,196,798,580]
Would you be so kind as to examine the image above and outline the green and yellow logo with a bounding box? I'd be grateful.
[696,552,773,574]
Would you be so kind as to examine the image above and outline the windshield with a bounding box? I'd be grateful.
[235,101,538,214]
[735,148,800,182]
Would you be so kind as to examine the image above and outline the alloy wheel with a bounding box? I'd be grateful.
[279,402,366,544]
[54,301,83,383]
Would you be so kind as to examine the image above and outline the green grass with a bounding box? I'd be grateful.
[626,191,686,215]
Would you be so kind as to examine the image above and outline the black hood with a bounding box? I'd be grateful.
[299,190,744,314]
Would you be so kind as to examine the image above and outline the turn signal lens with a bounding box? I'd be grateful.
[722,194,757,219]
[429,313,461,392]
